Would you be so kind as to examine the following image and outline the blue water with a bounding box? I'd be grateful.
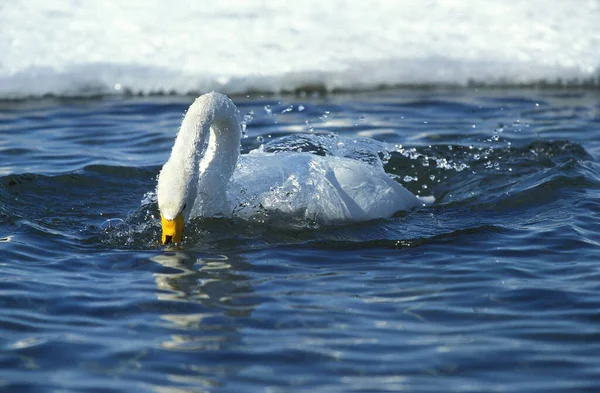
[1,89,600,392]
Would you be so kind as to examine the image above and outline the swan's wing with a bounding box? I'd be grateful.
[326,157,422,220]
[230,153,420,223]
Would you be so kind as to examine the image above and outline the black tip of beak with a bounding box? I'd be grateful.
[164,235,173,245]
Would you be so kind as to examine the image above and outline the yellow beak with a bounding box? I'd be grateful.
[161,212,184,245]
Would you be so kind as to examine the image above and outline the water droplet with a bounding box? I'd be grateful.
[448,145,453,151]
[403,176,414,182]
[256,136,264,143]
[474,154,480,160]
[472,124,476,128]
[535,103,540,107]
[100,218,127,231]
[264,105,272,116]
[305,120,314,132]
[429,175,435,181]
[242,110,254,134]
[281,105,293,114]
[298,105,305,112]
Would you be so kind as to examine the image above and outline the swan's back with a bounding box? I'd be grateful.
[229,152,422,224]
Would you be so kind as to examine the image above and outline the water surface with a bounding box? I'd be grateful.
[1,88,600,392]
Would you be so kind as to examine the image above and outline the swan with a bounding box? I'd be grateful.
[157,92,422,244]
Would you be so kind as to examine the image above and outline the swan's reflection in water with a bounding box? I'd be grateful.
[149,251,256,391]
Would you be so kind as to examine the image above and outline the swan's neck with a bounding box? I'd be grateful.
[157,92,240,220]
[193,114,240,217]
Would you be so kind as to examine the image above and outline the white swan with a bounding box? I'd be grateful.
[157,92,422,244]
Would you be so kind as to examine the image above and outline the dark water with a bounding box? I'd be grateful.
[1,89,600,392]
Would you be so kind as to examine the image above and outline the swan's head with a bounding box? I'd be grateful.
[157,159,189,245]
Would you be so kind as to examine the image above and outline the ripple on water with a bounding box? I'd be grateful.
[1,90,600,392]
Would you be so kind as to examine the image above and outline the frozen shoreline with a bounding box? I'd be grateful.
[1,0,599,99]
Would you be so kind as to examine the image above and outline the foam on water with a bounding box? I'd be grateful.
[1,0,599,99]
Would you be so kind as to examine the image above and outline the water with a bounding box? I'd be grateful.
[1,88,600,392]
